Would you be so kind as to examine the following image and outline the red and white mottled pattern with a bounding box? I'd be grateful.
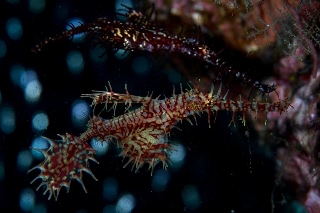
[30,82,290,200]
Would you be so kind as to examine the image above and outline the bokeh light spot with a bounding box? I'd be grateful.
[91,139,109,156]
[32,111,49,132]
[132,56,150,75]
[19,188,35,212]
[17,150,33,171]
[116,193,136,213]
[29,0,46,14]
[102,177,118,201]
[6,17,23,40]
[20,69,38,90]
[66,50,85,74]
[0,40,7,58]
[66,18,85,42]
[114,49,129,60]
[151,169,170,192]
[89,46,108,63]
[10,64,25,87]
[168,143,186,169]
[0,106,16,134]
[181,185,201,210]
[71,99,90,129]
[115,0,133,21]
[24,80,42,103]
[31,137,49,160]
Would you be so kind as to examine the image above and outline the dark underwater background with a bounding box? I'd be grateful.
[0,0,292,212]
